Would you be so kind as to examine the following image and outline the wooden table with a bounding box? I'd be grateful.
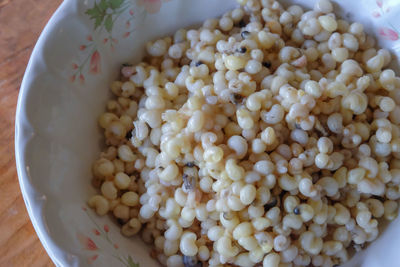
[0,0,61,266]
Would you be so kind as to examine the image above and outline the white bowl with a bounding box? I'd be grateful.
[15,0,400,266]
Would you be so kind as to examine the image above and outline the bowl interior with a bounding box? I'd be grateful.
[15,0,400,266]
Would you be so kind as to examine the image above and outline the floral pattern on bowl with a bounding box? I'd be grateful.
[371,0,400,41]
[14,0,400,266]
[71,0,141,83]
[78,207,140,266]
[71,0,177,84]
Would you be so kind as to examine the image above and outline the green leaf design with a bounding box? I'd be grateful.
[85,0,127,31]
[85,4,99,18]
[86,3,102,18]
[85,1,108,30]
[109,0,124,10]
[98,0,109,11]
[104,15,113,32]
[127,256,139,267]
[94,16,103,29]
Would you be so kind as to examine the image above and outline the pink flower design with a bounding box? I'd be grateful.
[89,50,101,74]
[79,208,140,266]
[137,0,162,14]
[71,0,144,84]
[88,254,99,264]
[376,0,383,8]
[77,233,98,251]
[372,11,381,18]
[379,27,399,40]
[79,74,85,84]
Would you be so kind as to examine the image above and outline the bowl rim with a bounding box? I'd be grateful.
[15,1,73,266]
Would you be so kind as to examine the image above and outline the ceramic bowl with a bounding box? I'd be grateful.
[15,0,400,266]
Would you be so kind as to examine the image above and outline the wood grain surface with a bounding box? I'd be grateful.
[0,0,62,266]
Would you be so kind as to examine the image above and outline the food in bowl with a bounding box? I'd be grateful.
[88,0,400,266]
